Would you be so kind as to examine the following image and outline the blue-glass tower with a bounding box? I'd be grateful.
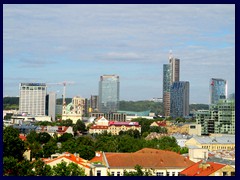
[98,75,120,113]
[170,81,190,118]
[209,78,227,104]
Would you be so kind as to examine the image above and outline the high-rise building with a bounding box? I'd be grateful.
[196,99,235,135]
[46,91,56,121]
[170,81,190,118]
[19,83,47,116]
[169,57,180,83]
[209,78,227,104]
[163,64,171,116]
[98,75,120,113]
[163,55,180,117]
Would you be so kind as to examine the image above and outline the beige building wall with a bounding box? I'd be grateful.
[209,165,235,176]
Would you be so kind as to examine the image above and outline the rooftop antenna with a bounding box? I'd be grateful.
[169,49,173,60]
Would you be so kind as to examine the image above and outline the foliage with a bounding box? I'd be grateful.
[42,139,59,158]
[123,164,154,176]
[38,132,52,144]
[3,126,26,161]
[52,161,86,176]
[58,133,74,142]
[33,159,53,176]
[119,100,163,115]
[73,119,86,133]
[3,157,35,176]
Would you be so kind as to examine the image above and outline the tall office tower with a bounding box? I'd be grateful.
[90,95,98,112]
[169,56,180,83]
[209,78,227,104]
[163,55,180,117]
[19,83,47,116]
[163,64,171,116]
[46,92,56,121]
[98,75,120,113]
[170,81,189,118]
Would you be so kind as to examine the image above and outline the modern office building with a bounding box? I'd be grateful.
[46,91,57,121]
[19,83,47,116]
[170,81,190,118]
[163,55,180,117]
[169,56,180,83]
[163,64,171,117]
[195,99,235,135]
[209,78,227,104]
[98,75,120,113]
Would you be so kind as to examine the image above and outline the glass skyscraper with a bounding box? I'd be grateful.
[98,75,120,113]
[170,81,189,118]
[163,56,180,117]
[209,78,227,104]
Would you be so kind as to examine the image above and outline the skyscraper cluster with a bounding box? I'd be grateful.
[163,54,190,118]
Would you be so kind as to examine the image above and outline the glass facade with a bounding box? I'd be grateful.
[209,78,227,104]
[170,81,189,118]
[98,75,119,113]
[196,99,235,135]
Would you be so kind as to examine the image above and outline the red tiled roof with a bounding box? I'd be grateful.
[19,134,27,141]
[43,152,90,169]
[180,161,226,176]
[104,148,194,168]
[90,152,103,163]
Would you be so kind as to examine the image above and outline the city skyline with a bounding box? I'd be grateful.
[3,4,235,104]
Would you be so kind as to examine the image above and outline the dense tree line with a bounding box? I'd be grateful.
[3,97,209,114]
[4,125,189,176]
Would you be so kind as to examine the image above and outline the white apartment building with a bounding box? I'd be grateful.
[19,83,47,116]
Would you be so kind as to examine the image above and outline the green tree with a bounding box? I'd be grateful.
[33,159,53,176]
[38,132,52,144]
[42,139,58,158]
[76,145,95,160]
[3,156,19,176]
[58,133,73,142]
[73,119,86,134]
[3,126,26,161]
[52,161,86,176]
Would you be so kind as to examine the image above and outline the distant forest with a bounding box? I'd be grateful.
[3,97,209,113]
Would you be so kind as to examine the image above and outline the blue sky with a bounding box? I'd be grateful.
[3,4,235,104]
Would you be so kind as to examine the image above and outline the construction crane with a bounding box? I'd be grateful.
[47,81,75,105]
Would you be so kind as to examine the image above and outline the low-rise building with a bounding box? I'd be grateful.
[89,118,141,135]
[42,152,91,176]
[180,161,235,176]
[185,135,235,151]
[90,148,195,176]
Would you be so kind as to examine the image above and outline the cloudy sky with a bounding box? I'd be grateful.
[3,4,235,104]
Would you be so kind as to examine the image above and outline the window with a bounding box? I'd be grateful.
[167,172,170,176]
[156,172,164,176]
[231,172,235,176]
[223,172,227,176]
[111,172,115,176]
[97,170,101,176]
[172,172,175,176]
[117,172,120,176]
